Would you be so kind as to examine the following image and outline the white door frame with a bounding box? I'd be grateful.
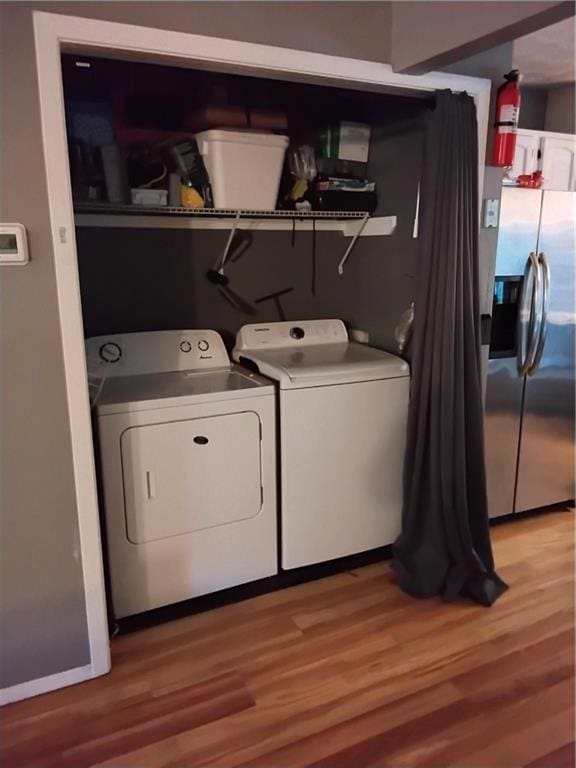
[31,10,491,693]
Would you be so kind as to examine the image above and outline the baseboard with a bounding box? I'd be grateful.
[0,663,94,706]
[118,544,392,634]
[490,501,575,526]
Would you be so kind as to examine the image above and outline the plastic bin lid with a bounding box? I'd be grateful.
[194,129,289,147]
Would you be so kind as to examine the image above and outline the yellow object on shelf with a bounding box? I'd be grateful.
[180,184,204,209]
[290,178,309,201]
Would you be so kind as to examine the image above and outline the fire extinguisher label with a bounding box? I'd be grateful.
[499,104,519,125]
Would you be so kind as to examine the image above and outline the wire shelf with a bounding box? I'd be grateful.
[74,204,370,220]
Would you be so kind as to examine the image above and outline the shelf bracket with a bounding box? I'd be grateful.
[215,210,242,274]
[338,214,369,275]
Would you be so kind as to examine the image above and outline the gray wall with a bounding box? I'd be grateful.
[545,83,576,133]
[0,4,90,688]
[18,1,393,63]
[519,87,549,131]
[519,84,576,133]
[390,0,573,72]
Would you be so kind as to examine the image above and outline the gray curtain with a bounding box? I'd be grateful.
[393,90,507,606]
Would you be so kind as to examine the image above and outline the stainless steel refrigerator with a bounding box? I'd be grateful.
[485,187,575,518]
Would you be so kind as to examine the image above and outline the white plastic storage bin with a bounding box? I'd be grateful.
[195,130,289,210]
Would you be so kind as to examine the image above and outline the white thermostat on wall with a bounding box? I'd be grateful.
[0,223,29,265]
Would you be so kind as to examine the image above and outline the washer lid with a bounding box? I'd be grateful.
[237,342,409,389]
[96,366,273,415]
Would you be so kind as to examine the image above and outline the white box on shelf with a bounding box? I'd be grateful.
[131,189,168,206]
[195,129,289,210]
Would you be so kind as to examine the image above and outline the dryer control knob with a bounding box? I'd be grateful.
[180,340,192,353]
[197,339,210,352]
[99,342,122,363]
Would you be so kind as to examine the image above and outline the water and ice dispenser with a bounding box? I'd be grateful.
[489,275,523,358]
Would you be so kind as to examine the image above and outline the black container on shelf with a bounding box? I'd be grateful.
[310,189,377,214]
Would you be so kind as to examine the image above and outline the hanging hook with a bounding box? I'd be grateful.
[215,211,242,275]
[338,214,369,275]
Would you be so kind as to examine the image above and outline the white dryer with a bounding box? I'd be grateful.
[87,330,277,618]
[234,319,410,569]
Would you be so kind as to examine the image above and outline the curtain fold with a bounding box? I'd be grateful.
[393,90,508,607]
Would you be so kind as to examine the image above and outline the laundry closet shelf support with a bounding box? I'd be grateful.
[73,205,397,238]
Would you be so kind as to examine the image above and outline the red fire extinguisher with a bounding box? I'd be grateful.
[492,70,521,167]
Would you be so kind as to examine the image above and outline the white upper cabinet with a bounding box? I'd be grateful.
[507,131,576,191]
[510,132,540,180]
[540,135,576,191]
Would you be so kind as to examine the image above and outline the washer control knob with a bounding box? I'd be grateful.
[180,340,192,353]
[99,342,122,364]
[289,326,305,340]
[197,339,210,352]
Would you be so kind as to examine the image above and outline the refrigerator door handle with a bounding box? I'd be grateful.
[517,252,541,377]
[528,252,551,376]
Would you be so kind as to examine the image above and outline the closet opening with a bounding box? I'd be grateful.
[61,50,432,631]
[55,36,455,637]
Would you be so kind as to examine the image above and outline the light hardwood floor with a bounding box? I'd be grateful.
[2,509,574,768]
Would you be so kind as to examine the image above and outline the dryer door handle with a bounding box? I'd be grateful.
[146,470,157,500]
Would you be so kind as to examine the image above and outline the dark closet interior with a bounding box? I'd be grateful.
[63,54,433,353]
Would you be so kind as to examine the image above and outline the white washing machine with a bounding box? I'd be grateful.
[87,330,277,618]
[234,319,410,569]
